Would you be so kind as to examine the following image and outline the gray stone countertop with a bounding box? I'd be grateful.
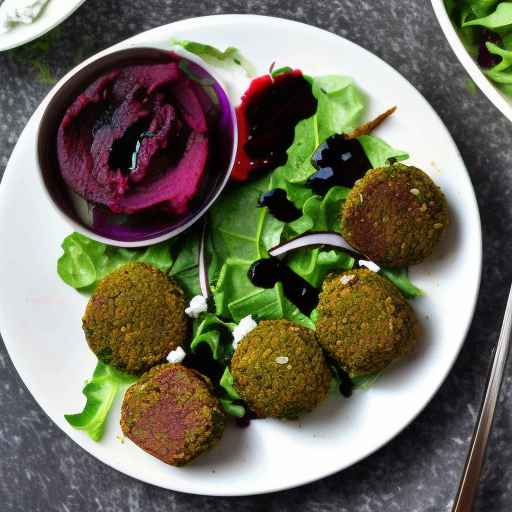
[1,0,511,510]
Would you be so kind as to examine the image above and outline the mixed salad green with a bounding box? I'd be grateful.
[446,0,512,95]
[60,42,423,441]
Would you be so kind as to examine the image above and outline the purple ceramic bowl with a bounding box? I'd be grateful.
[37,47,237,247]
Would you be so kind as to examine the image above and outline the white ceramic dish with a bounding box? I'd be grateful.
[0,15,482,496]
[0,0,86,52]
[431,0,512,123]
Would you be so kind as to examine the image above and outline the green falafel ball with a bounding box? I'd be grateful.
[231,320,331,419]
[341,163,449,267]
[121,364,225,466]
[83,262,188,374]
[316,269,418,377]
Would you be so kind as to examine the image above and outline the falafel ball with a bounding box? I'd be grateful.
[121,364,225,466]
[83,262,188,374]
[341,163,448,267]
[316,269,418,377]
[230,319,331,419]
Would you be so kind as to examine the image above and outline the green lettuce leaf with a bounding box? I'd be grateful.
[276,75,366,190]
[352,371,381,389]
[57,232,173,291]
[463,2,512,28]
[171,39,255,77]
[209,176,314,329]
[380,268,424,299]
[64,361,137,441]
[220,366,240,400]
[190,313,236,363]
[219,368,245,418]
[358,134,409,168]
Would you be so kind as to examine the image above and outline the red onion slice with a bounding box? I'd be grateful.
[198,220,212,300]
[268,231,354,258]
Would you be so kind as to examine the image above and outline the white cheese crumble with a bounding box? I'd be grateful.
[0,0,50,34]
[166,346,186,364]
[359,259,381,273]
[232,315,257,350]
[340,274,355,285]
[184,295,208,318]
[275,356,289,365]
[410,188,420,196]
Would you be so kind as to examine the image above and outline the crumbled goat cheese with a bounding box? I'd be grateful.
[340,274,355,285]
[275,356,289,365]
[166,346,186,364]
[232,315,257,350]
[0,0,50,34]
[185,295,208,318]
[358,260,381,273]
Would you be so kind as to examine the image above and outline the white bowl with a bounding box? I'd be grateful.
[431,0,512,122]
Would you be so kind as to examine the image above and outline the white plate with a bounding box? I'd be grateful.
[431,0,512,123]
[0,0,86,52]
[0,15,482,496]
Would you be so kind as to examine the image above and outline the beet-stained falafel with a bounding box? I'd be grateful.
[121,364,225,466]
[341,163,448,267]
[83,262,188,374]
[231,319,331,419]
[316,269,418,377]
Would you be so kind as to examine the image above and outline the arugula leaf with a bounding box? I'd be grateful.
[65,362,137,441]
[171,39,255,77]
[463,2,512,28]
[380,268,424,299]
[57,232,173,291]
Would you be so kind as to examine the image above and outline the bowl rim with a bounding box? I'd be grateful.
[35,45,238,248]
[431,0,512,123]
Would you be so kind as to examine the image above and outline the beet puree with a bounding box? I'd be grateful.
[232,70,317,181]
[57,57,209,215]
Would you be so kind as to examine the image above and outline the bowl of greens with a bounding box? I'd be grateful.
[432,0,512,122]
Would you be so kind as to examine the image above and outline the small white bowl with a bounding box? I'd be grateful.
[37,47,237,248]
[431,0,512,122]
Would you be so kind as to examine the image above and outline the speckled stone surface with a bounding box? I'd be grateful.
[0,0,511,510]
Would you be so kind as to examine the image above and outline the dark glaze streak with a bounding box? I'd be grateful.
[248,258,319,315]
[307,135,371,195]
[258,188,302,223]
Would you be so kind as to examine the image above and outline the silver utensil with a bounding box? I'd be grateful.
[452,283,512,512]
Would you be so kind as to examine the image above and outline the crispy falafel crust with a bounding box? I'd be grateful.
[341,163,449,267]
[121,364,225,466]
[231,319,331,420]
[83,262,188,374]
[316,269,418,377]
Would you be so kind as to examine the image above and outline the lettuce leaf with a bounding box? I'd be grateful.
[275,76,366,191]
[208,175,315,328]
[57,232,173,291]
[463,2,512,28]
[171,39,255,77]
[380,268,424,299]
[64,362,137,441]
[219,368,245,418]
[190,313,236,363]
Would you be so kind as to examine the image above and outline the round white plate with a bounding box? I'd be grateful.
[431,0,512,123]
[0,0,86,52]
[0,15,482,496]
